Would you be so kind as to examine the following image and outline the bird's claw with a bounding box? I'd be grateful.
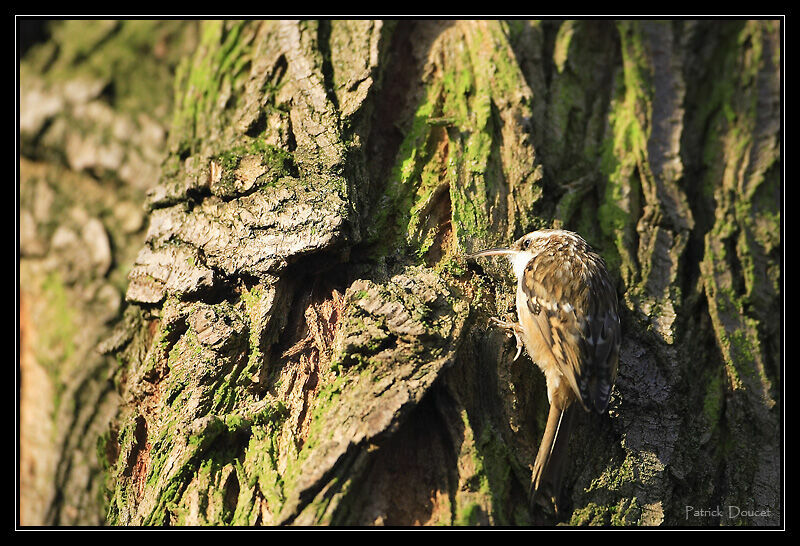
[489,317,525,361]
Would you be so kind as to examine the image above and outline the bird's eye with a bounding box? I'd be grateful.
[522,238,531,250]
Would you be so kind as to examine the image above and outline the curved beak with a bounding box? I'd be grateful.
[467,247,517,260]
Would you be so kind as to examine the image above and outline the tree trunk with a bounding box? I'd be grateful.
[19,19,781,527]
[19,20,200,525]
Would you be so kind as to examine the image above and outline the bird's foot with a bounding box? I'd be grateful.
[490,317,525,361]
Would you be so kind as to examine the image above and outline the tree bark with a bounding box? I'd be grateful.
[19,19,200,525]
[19,19,781,527]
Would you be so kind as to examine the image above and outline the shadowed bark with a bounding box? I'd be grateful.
[18,19,781,527]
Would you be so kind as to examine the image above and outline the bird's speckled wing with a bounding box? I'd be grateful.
[522,247,620,413]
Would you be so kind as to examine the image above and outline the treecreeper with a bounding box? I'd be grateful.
[468,229,621,515]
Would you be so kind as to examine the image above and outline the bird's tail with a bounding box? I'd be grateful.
[529,402,578,515]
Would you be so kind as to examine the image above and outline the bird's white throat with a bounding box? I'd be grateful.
[509,251,534,281]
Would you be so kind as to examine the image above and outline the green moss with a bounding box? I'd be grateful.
[239,285,269,382]
[585,455,637,493]
[596,22,652,283]
[170,21,250,156]
[95,429,113,472]
[435,254,468,278]
[455,502,483,526]
[108,295,285,523]
[571,497,642,526]
[279,374,347,498]
[142,416,231,525]
[725,324,771,396]
[215,138,296,186]
[38,270,77,374]
[696,22,779,412]
[229,459,257,525]
[373,21,534,262]
[553,20,576,74]
[238,406,289,520]
[451,409,518,525]
[474,425,515,525]
[729,329,755,370]
[371,98,438,254]
[609,497,642,526]
[702,370,725,424]
[36,271,78,415]
[570,502,610,526]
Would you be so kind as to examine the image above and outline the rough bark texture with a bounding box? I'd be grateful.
[19,19,781,527]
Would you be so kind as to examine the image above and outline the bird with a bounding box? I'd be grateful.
[468,229,620,515]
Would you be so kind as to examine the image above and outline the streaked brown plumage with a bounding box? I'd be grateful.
[468,229,620,514]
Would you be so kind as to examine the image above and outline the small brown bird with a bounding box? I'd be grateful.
[469,229,620,514]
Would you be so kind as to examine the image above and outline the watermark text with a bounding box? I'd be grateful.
[685,505,772,520]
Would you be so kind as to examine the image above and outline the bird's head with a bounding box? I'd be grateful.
[467,231,555,280]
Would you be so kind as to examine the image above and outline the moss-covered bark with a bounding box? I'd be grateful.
[19,19,781,527]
